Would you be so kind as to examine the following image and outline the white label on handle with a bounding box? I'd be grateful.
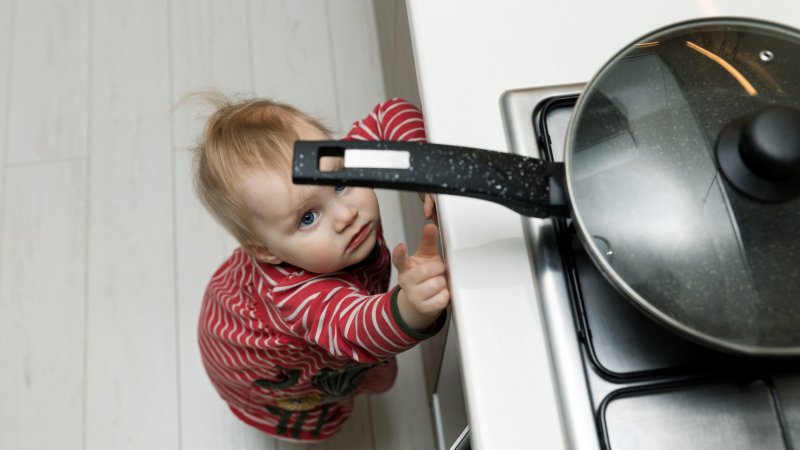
[344,149,410,169]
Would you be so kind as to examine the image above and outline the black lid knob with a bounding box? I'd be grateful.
[716,105,800,203]
[740,106,800,180]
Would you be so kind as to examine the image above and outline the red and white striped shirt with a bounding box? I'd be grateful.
[198,99,442,442]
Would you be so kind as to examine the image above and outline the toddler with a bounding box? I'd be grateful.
[193,96,449,442]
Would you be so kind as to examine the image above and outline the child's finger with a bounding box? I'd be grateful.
[392,243,409,272]
[424,194,435,220]
[414,224,440,258]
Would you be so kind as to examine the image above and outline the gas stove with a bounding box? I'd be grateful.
[500,85,800,450]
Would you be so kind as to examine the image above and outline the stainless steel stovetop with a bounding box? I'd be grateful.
[500,85,800,450]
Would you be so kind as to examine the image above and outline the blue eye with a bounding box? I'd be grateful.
[334,185,346,193]
[299,211,319,228]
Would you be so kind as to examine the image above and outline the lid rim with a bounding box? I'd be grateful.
[573,226,800,357]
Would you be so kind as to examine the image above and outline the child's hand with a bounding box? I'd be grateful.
[392,224,449,332]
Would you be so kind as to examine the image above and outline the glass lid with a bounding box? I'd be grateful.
[565,18,800,355]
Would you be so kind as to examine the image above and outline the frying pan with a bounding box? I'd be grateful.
[292,18,800,356]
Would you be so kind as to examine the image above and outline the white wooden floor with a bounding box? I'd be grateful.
[0,1,436,449]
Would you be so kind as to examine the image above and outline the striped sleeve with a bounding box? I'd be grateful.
[344,98,426,142]
[269,274,442,363]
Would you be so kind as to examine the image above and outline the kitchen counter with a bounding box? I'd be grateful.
[405,1,800,448]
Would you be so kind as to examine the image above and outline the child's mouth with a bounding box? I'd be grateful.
[347,224,371,251]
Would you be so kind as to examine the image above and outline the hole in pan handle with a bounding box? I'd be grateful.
[292,140,569,218]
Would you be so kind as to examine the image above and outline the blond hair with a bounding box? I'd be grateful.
[191,92,331,246]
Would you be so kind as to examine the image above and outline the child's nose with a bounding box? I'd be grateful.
[333,203,358,232]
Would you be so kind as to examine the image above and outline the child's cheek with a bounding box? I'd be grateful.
[306,244,336,270]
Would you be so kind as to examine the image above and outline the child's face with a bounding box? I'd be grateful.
[239,131,381,273]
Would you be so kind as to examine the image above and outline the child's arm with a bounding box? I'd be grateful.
[344,97,426,142]
[391,224,449,331]
[345,98,437,221]
[269,267,445,364]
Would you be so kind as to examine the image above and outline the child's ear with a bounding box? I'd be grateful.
[246,244,283,265]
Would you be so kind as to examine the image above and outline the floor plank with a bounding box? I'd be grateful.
[370,348,437,450]
[6,0,89,164]
[170,0,278,448]
[324,0,386,134]
[170,0,254,153]
[326,396,376,450]
[0,161,87,450]
[85,1,178,448]
[0,0,13,205]
[249,0,340,132]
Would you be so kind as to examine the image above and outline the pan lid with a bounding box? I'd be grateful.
[565,18,800,355]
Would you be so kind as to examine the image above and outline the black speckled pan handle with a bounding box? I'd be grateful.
[292,140,568,218]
